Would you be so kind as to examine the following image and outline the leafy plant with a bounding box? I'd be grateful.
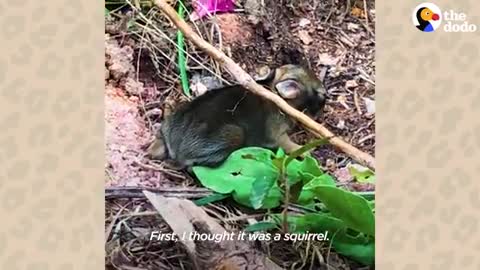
[192,141,375,265]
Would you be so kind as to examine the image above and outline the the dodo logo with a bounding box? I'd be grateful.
[412,3,442,32]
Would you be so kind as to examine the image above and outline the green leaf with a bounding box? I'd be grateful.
[194,193,230,206]
[244,221,278,232]
[355,191,375,201]
[348,164,375,184]
[233,181,282,209]
[284,213,375,266]
[310,186,375,236]
[193,147,281,208]
[104,8,110,17]
[250,176,276,209]
[332,237,375,265]
[275,147,286,158]
[368,200,375,210]
[298,155,324,176]
[285,212,346,233]
[304,174,336,188]
[284,138,331,167]
[285,155,323,181]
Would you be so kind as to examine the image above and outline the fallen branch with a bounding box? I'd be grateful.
[105,186,213,199]
[153,0,375,171]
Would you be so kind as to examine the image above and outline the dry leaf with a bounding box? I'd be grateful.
[298,30,313,45]
[351,7,366,18]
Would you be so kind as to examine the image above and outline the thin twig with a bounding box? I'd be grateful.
[362,0,371,37]
[353,89,362,115]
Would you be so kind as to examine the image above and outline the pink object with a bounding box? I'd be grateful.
[193,0,235,19]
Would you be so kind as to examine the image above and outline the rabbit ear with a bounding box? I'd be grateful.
[275,79,302,99]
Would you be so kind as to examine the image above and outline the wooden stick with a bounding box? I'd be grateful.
[105,186,213,199]
[153,0,375,171]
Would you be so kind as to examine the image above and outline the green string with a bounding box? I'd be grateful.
[176,2,190,97]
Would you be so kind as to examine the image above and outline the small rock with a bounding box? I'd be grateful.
[347,23,360,31]
[336,119,345,130]
[298,30,313,45]
[325,159,336,171]
[244,0,264,18]
[363,97,375,115]
[298,18,311,28]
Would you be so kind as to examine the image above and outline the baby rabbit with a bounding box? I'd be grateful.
[147,64,327,169]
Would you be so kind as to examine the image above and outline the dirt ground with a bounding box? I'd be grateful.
[105,0,375,269]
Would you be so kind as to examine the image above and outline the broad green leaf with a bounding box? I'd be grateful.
[332,237,375,265]
[295,174,336,205]
[348,164,375,184]
[193,147,281,208]
[234,183,282,208]
[310,186,375,236]
[355,191,375,201]
[285,212,346,233]
[298,155,324,176]
[194,193,230,206]
[284,213,374,266]
[368,200,375,210]
[193,147,278,194]
[304,174,336,188]
[250,176,276,209]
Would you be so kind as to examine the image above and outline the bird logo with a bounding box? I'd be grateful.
[412,3,442,32]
